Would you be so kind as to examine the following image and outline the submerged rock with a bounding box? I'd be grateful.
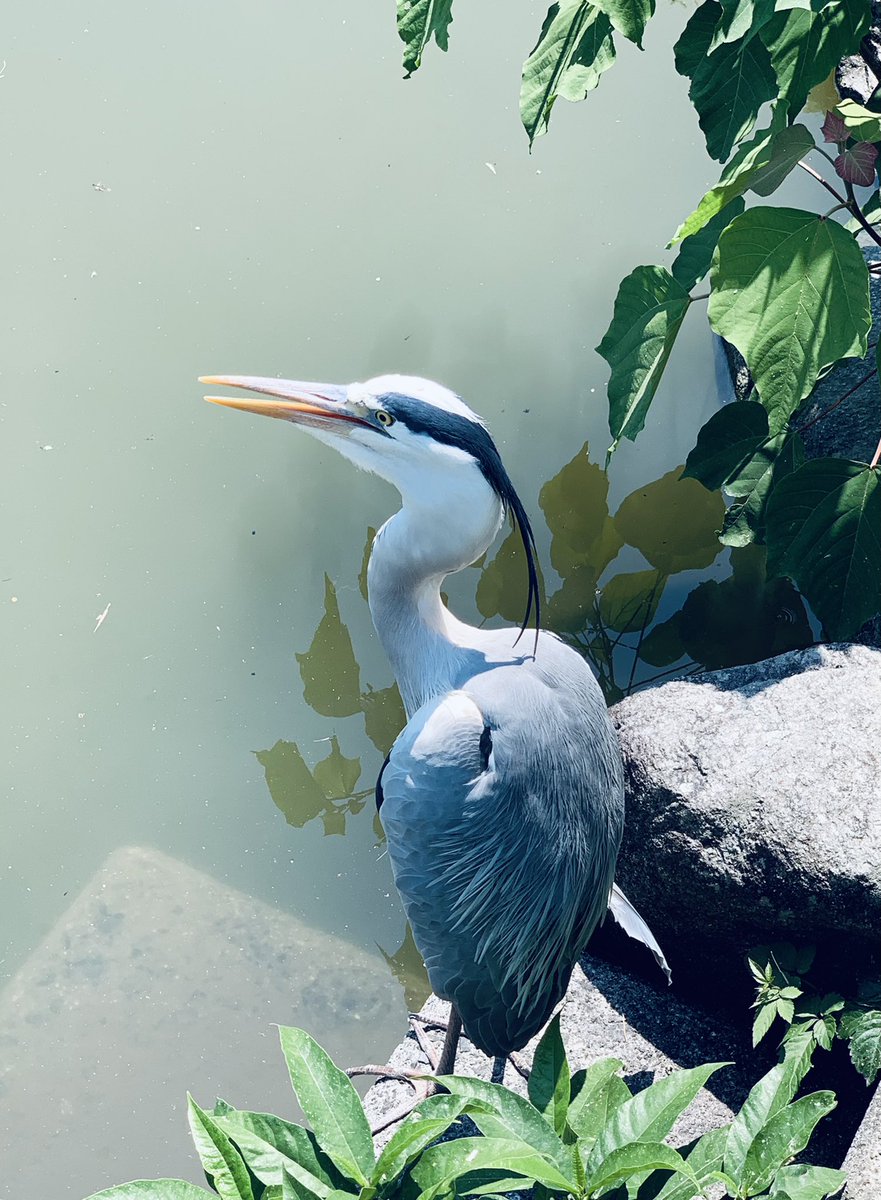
[612,644,881,995]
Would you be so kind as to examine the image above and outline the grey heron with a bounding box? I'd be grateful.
[202,373,669,1089]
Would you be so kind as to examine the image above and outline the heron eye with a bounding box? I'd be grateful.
[375,409,395,428]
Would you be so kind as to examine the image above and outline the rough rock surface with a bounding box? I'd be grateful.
[612,644,881,995]
[365,952,758,1148]
[842,1081,881,1199]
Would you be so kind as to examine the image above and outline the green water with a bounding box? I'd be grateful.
[0,2,816,1193]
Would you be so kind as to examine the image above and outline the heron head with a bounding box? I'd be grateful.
[201,372,540,636]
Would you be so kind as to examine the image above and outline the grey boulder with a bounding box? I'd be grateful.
[612,643,881,991]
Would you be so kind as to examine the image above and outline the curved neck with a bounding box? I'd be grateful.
[367,488,504,716]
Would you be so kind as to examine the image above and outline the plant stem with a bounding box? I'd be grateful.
[799,159,881,248]
[795,368,876,433]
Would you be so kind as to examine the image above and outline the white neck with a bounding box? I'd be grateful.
[367,478,504,716]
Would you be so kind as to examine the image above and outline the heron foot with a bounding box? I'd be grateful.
[408,1012,531,1080]
[344,1065,437,1135]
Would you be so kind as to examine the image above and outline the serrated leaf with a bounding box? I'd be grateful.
[520,1,617,147]
[753,1001,778,1047]
[709,208,871,432]
[615,467,725,573]
[83,1186,214,1200]
[742,1091,837,1195]
[720,430,805,547]
[528,1015,570,1135]
[671,197,746,288]
[397,0,454,77]
[822,110,848,143]
[597,266,691,450]
[586,1142,694,1195]
[836,142,878,186]
[187,1096,256,1200]
[689,31,777,161]
[671,118,783,243]
[598,569,665,632]
[761,2,870,119]
[295,577,362,718]
[587,1063,728,1170]
[674,0,722,80]
[840,1008,881,1083]
[215,1111,345,1191]
[277,1028,374,1186]
[566,1059,628,1141]
[593,0,654,46]
[313,736,361,801]
[765,459,881,639]
[776,996,796,1023]
[749,124,816,197]
[769,1163,847,1200]
[683,400,769,490]
[411,1137,576,1194]
[836,97,881,142]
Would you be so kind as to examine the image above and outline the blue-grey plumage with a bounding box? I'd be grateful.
[202,371,669,1062]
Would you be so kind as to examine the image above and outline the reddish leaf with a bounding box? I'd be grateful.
[822,110,848,143]
[835,142,878,185]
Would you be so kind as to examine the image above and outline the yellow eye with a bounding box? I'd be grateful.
[375,409,395,428]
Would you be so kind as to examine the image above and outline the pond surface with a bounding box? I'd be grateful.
[0,2,818,1194]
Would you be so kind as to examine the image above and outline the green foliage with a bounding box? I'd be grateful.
[396,1,454,78]
[83,1014,847,1200]
[749,943,881,1086]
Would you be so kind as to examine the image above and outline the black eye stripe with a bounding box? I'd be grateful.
[376,391,541,652]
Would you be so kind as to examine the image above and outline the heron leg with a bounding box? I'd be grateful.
[435,1006,462,1076]
[410,1010,531,1080]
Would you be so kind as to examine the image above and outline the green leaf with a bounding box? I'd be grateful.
[765,459,881,639]
[277,1028,375,1186]
[295,577,362,717]
[539,441,622,578]
[598,569,665,632]
[725,1057,809,1184]
[674,0,722,80]
[671,197,745,288]
[689,31,777,161]
[528,1015,571,1135]
[83,1186,213,1200]
[587,1063,728,1169]
[836,98,881,142]
[710,0,776,51]
[742,1091,837,1196]
[708,208,871,432]
[187,1096,256,1200]
[597,266,691,451]
[749,124,817,197]
[372,1102,468,1186]
[280,1166,336,1200]
[769,1163,847,1200]
[654,1125,730,1200]
[762,2,871,120]
[313,736,361,801]
[683,400,769,490]
[584,1142,694,1196]
[434,1075,570,1171]
[410,1137,576,1194]
[719,431,805,547]
[397,0,454,77]
[614,467,726,574]
[566,1059,628,1141]
[520,1,616,147]
[593,0,654,47]
[839,1008,881,1083]
[215,1111,345,1191]
[670,118,790,244]
[753,1000,778,1047]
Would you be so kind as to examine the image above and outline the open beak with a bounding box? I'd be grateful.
[200,375,371,430]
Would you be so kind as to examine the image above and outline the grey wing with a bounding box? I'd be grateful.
[378,681,621,1057]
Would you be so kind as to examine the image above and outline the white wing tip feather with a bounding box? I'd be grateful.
[608,882,672,986]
